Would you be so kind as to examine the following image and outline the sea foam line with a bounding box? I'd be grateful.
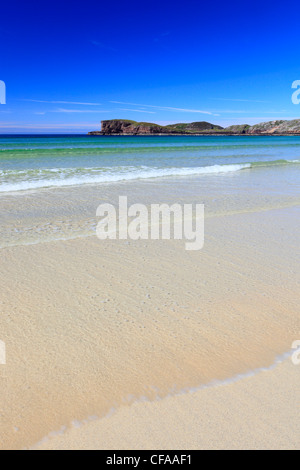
[28,347,299,449]
[0,164,251,193]
[1,158,299,194]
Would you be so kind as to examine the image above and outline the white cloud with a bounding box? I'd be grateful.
[213,98,270,103]
[118,108,156,114]
[110,101,217,115]
[22,99,103,105]
[51,108,110,113]
[0,122,101,129]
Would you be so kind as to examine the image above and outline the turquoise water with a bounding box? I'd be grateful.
[0,135,300,193]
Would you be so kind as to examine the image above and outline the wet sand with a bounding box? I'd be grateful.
[0,205,299,449]
[32,358,299,450]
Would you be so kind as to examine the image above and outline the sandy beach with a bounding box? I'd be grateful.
[0,197,299,449]
[32,358,299,450]
[2,0,300,452]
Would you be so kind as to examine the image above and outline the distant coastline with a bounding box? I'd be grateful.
[88,118,300,136]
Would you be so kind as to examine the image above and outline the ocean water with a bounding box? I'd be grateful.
[0,134,300,248]
[0,134,300,193]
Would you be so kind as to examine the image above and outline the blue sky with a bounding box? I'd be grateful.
[1,0,300,133]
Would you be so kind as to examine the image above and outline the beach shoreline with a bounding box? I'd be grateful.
[2,0,300,451]
[0,203,299,449]
[30,355,299,450]
[0,135,299,450]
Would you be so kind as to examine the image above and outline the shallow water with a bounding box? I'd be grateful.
[0,135,300,192]
[0,135,300,248]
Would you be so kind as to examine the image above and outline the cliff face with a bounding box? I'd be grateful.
[100,120,166,135]
[224,120,300,134]
[89,120,224,135]
[247,120,300,134]
[88,119,300,135]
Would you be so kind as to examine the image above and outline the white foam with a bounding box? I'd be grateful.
[0,164,250,193]
[28,347,299,449]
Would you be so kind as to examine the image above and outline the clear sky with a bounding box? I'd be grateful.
[1,0,300,133]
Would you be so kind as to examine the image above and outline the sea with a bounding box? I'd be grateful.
[0,134,300,192]
[0,134,299,247]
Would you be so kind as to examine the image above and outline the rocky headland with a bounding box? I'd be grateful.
[88,119,300,135]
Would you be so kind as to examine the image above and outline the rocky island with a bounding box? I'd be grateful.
[89,120,223,135]
[88,119,300,135]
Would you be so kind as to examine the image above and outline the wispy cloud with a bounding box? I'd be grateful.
[262,110,288,113]
[22,99,102,105]
[0,122,101,129]
[50,108,110,113]
[119,108,156,114]
[213,109,290,114]
[31,106,156,115]
[110,101,217,115]
[213,98,270,103]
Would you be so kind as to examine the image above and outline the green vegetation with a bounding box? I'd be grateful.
[88,118,300,135]
[101,120,224,134]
